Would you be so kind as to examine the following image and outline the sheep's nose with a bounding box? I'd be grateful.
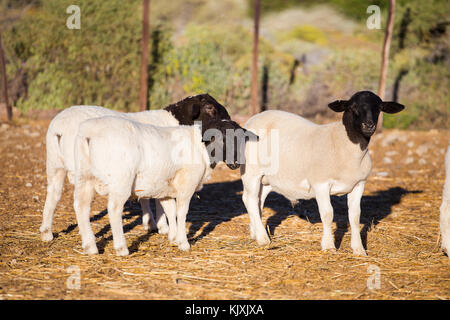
[362,122,375,131]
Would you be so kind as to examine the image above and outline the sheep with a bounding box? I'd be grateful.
[441,146,450,258]
[40,94,231,242]
[73,116,256,255]
[241,91,404,256]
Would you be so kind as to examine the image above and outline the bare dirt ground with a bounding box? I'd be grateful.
[0,119,449,300]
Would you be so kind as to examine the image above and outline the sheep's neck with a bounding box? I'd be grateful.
[342,112,370,151]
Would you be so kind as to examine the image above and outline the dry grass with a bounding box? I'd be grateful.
[0,120,449,300]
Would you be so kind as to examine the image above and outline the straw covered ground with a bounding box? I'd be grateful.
[0,119,449,300]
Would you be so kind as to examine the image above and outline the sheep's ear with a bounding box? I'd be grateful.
[328,100,348,112]
[380,101,405,114]
[189,103,201,120]
[164,100,201,124]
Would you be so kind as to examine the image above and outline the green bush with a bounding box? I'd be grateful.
[2,0,448,129]
[152,23,295,114]
[4,0,143,111]
[3,1,295,114]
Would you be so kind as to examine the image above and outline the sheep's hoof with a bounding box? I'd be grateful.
[256,236,271,246]
[83,243,99,255]
[158,224,170,235]
[178,242,190,251]
[40,230,54,242]
[144,223,158,233]
[168,233,177,244]
[115,246,129,256]
[352,247,367,256]
[321,239,336,252]
[249,228,256,240]
[169,242,178,248]
[321,242,337,253]
[441,246,449,258]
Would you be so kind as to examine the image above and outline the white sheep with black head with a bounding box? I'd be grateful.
[73,116,256,255]
[40,94,232,242]
[241,91,404,255]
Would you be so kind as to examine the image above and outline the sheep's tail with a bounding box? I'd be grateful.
[74,133,92,177]
[45,126,65,169]
[445,146,450,193]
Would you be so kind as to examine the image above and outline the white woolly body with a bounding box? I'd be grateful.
[245,110,372,200]
[73,116,212,254]
[241,110,372,256]
[75,116,211,199]
[46,105,179,179]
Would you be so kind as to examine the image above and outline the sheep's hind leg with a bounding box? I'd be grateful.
[107,192,131,256]
[140,198,157,232]
[174,197,191,251]
[73,177,98,255]
[40,167,66,241]
[155,199,169,235]
[159,198,177,244]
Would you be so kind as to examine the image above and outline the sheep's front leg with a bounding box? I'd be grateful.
[314,184,336,252]
[259,184,272,214]
[348,181,367,256]
[107,193,130,256]
[140,198,157,232]
[73,178,98,255]
[155,199,170,235]
[40,167,66,241]
[242,175,270,246]
[159,198,177,243]
[249,184,272,240]
[175,197,191,251]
